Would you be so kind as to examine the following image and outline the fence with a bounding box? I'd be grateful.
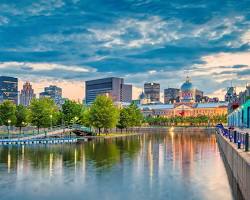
[216,125,249,152]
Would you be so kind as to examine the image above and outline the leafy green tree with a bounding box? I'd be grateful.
[80,107,91,127]
[0,101,16,126]
[117,108,130,132]
[29,98,59,133]
[127,103,143,127]
[62,100,84,125]
[15,105,30,134]
[89,96,119,135]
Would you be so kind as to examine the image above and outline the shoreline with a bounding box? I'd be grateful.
[84,126,216,140]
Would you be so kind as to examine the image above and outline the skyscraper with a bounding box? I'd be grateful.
[20,82,36,106]
[85,77,132,104]
[164,88,180,104]
[0,76,18,104]
[144,82,160,102]
[40,85,64,106]
[121,84,132,103]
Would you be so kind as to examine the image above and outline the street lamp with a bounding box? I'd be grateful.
[7,119,11,139]
[50,114,53,130]
[22,121,25,137]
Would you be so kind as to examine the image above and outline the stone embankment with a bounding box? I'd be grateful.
[216,127,250,200]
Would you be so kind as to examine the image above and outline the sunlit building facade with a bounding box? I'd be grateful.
[144,82,160,102]
[20,82,36,106]
[140,102,228,118]
[40,85,64,107]
[85,77,132,104]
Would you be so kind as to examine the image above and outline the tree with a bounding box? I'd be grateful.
[15,105,29,134]
[80,107,91,127]
[117,108,130,132]
[89,96,119,135]
[29,98,59,133]
[0,100,16,126]
[127,103,143,127]
[62,100,84,125]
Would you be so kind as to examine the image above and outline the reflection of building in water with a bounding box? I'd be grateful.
[136,129,217,181]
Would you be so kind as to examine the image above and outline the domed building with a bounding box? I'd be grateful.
[139,92,151,105]
[180,76,195,102]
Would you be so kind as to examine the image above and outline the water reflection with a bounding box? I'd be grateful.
[0,128,234,200]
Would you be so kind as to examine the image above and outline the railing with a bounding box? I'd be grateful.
[216,125,249,152]
[0,124,93,140]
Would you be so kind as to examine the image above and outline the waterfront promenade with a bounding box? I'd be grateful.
[216,126,250,200]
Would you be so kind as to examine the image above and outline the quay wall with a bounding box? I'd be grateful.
[216,132,250,200]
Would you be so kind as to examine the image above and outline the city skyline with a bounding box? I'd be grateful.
[0,1,250,100]
[12,75,250,102]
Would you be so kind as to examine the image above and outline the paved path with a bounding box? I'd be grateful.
[19,128,73,140]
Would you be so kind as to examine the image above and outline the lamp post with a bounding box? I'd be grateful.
[21,121,25,137]
[7,119,11,139]
[74,116,78,124]
[50,114,53,130]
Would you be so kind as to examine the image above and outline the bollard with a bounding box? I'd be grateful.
[234,131,237,143]
[237,140,241,149]
[245,133,249,152]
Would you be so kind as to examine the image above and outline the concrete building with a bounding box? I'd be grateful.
[239,84,250,105]
[20,82,36,106]
[121,84,132,103]
[164,88,180,104]
[0,76,18,104]
[144,82,160,102]
[40,85,64,107]
[194,89,203,102]
[85,77,132,104]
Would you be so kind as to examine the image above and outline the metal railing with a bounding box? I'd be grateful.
[0,124,93,140]
[216,126,249,152]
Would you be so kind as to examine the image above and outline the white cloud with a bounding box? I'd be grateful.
[192,16,244,40]
[242,30,250,44]
[0,0,65,18]
[87,15,246,49]
[0,62,96,73]
[88,16,183,48]
[190,52,250,80]
[0,16,9,25]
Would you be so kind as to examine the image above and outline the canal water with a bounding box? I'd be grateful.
[0,128,234,200]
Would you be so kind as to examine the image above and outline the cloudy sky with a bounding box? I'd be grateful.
[0,0,250,101]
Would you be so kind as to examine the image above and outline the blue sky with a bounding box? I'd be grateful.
[0,0,250,100]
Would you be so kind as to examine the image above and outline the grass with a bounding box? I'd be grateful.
[93,132,137,137]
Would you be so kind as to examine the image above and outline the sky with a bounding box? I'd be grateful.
[0,0,250,101]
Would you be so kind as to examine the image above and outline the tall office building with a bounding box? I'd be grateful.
[144,82,160,102]
[85,77,132,104]
[20,82,36,106]
[40,85,64,106]
[121,84,132,103]
[0,76,18,104]
[164,88,180,104]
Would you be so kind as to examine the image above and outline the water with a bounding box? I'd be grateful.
[0,128,234,200]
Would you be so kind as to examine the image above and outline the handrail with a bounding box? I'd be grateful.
[216,125,249,152]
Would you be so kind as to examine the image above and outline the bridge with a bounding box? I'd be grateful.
[0,124,94,144]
